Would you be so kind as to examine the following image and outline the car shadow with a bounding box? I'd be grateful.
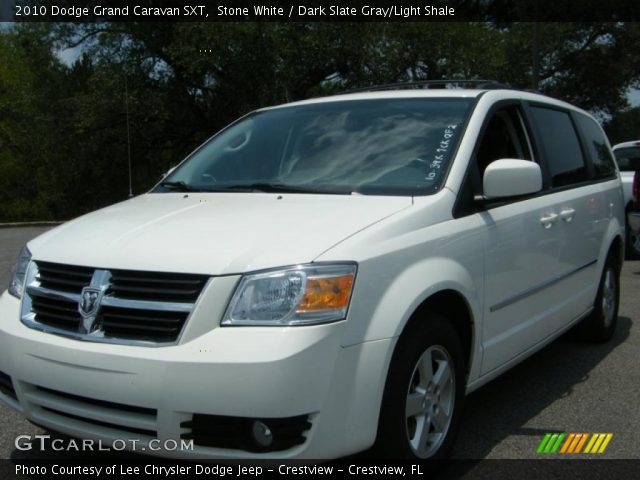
[442,316,632,475]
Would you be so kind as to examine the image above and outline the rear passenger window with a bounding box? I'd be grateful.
[531,106,587,188]
[575,114,616,179]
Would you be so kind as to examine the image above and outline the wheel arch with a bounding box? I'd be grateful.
[607,234,624,273]
[372,290,474,459]
[402,290,475,376]
[599,199,625,269]
[348,257,483,383]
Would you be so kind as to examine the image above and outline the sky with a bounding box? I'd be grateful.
[58,45,83,65]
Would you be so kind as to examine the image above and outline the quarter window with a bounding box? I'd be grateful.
[575,114,616,179]
[531,107,587,187]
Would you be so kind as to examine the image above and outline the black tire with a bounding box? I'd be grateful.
[576,255,619,343]
[375,313,465,461]
[625,223,640,260]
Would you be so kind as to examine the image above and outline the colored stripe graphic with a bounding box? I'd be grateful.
[539,433,613,454]
[592,433,606,452]
[537,433,566,453]
[575,433,589,453]
[567,433,582,453]
[584,434,598,453]
[560,433,574,453]
[550,433,566,453]
[537,433,552,453]
[598,433,613,453]
[544,433,559,453]
[585,433,613,454]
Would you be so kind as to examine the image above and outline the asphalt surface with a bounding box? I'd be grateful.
[0,226,638,467]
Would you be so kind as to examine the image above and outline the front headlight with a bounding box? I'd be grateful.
[8,246,32,299]
[222,263,357,326]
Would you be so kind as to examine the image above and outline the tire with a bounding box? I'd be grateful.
[625,223,640,260]
[375,314,465,461]
[577,255,619,343]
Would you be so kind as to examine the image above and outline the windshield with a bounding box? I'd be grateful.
[156,98,474,195]
[614,146,640,172]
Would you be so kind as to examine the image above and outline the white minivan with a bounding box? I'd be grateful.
[0,85,625,460]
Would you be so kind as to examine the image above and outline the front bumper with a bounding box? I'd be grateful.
[0,292,391,459]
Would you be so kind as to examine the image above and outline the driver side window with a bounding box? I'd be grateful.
[476,108,533,177]
[454,106,536,217]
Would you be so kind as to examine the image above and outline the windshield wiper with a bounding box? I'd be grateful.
[159,181,201,192]
[223,183,352,195]
[159,181,352,195]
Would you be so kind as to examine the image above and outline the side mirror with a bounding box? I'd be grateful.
[483,159,542,199]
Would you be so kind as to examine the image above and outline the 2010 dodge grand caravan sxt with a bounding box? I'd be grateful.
[0,86,624,460]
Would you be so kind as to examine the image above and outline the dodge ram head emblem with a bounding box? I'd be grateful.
[78,287,104,333]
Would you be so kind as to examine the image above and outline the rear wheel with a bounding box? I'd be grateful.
[577,255,619,342]
[375,314,465,460]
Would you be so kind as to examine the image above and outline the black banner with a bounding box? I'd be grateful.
[2,0,640,23]
[2,459,640,480]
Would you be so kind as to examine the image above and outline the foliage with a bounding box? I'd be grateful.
[1,21,639,221]
[604,107,640,145]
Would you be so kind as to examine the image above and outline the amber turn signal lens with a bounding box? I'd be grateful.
[297,274,354,312]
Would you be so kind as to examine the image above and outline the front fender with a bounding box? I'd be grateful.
[342,256,482,349]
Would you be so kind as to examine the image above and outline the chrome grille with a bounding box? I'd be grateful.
[110,270,207,302]
[22,262,209,346]
[31,295,81,330]
[101,306,189,341]
[37,261,93,294]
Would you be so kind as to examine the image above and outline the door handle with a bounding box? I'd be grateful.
[559,208,576,222]
[540,213,559,228]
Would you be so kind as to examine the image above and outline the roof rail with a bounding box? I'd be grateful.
[340,79,510,95]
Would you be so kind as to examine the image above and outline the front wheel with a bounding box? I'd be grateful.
[375,314,465,460]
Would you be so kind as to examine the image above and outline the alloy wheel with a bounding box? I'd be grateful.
[405,345,455,458]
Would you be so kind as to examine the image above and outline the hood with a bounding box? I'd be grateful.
[28,193,412,275]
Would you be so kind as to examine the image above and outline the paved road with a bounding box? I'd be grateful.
[0,226,638,465]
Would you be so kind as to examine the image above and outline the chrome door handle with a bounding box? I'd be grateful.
[540,213,559,228]
[559,208,576,222]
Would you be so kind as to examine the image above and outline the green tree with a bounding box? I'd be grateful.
[0,24,66,220]
[604,107,640,144]
[2,21,640,221]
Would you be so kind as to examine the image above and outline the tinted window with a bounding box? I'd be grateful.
[476,108,533,176]
[161,98,474,196]
[531,106,587,187]
[575,114,616,178]
[614,146,640,172]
